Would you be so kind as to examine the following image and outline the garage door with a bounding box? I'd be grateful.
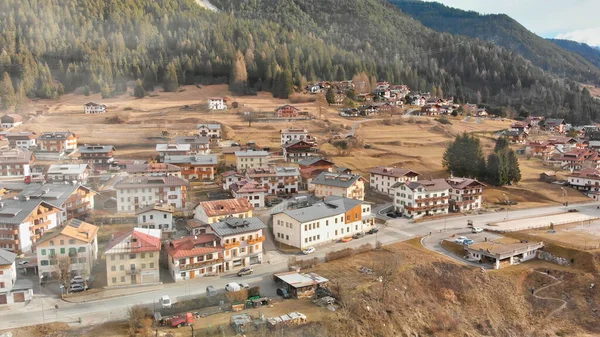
[0,294,6,305]
[13,292,25,303]
[141,274,155,284]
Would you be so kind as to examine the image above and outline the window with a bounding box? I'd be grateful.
[112,277,117,284]
[149,252,154,258]
[78,257,86,263]
[149,262,154,268]
[60,240,64,245]
[120,265,125,271]
[164,214,167,219]
[41,260,49,266]
[69,239,76,244]
[60,248,65,254]
[78,247,86,253]
[41,249,46,255]
[121,276,125,282]
[141,253,145,258]
[286,235,289,240]
[111,255,115,261]
[111,266,116,271]
[150,215,154,220]
[179,259,186,265]
[130,254,136,259]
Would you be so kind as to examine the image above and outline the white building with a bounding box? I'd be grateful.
[6,132,37,150]
[136,203,175,232]
[0,248,33,305]
[197,124,221,142]
[156,144,191,161]
[0,199,61,253]
[393,179,450,219]
[46,164,90,183]
[222,171,246,191]
[235,150,270,171]
[246,166,300,195]
[193,198,254,224]
[446,177,484,212]
[568,169,600,200]
[231,180,267,208]
[208,98,226,110]
[115,176,189,213]
[310,172,365,200]
[83,102,107,114]
[123,162,182,178]
[465,241,544,269]
[273,196,375,249]
[368,166,420,195]
[166,235,223,282]
[206,217,267,271]
[34,219,99,282]
[280,128,310,145]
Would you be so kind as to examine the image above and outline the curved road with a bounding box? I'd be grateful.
[532,271,567,318]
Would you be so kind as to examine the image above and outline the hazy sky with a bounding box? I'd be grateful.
[425,0,600,46]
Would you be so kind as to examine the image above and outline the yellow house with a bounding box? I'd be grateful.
[104,228,161,287]
[35,219,99,281]
[310,172,365,200]
[193,198,254,224]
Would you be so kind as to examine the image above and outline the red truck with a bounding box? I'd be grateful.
[170,312,194,328]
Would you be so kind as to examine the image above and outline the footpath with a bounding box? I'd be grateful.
[62,284,164,303]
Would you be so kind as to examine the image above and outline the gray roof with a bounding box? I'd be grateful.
[78,145,115,154]
[197,124,221,130]
[0,149,33,165]
[394,179,451,192]
[115,175,189,189]
[164,154,218,165]
[19,183,95,209]
[235,150,269,157]
[38,131,74,140]
[0,248,17,265]
[280,196,363,223]
[173,136,210,145]
[311,172,361,188]
[0,198,60,225]
[156,144,191,152]
[209,217,267,237]
[47,164,90,175]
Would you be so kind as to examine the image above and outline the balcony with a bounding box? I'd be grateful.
[180,258,224,270]
[224,241,241,250]
[32,220,52,230]
[415,196,447,203]
[0,228,18,235]
[125,268,140,275]
[405,203,448,212]
[247,236,265,245]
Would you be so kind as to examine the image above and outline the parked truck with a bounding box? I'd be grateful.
[170,313,194,328]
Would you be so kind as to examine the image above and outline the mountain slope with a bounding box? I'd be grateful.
[389,0,600,84]
[1,0,599,123]
[548,39,600,70]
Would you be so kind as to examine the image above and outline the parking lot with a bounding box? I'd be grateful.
[520,221,600,250]
[488,212,599,232]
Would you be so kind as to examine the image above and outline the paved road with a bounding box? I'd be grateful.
[2,201,599,329]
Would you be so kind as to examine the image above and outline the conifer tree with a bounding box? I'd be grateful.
[134,79,145,98]
[163,63,179,92]
[326,87,335,105]
[0,72,15,109]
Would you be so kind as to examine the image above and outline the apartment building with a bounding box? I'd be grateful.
[310,172,365,200]
[193,198,253,224]
[156,144,191,161]
[0,149,34,179]
[5,132,36,150]
[282,140,318,163]
[35,219,98,281]
[368,166,420,195]
[105,228,161,287]
[164,154,217,181]
[123,162,182,178]
[0,198,61,253]
[222,171,246,191]
[0,248,32,305]
[280,128,311,145]
[46,164,90,183]
[115,176,189,213]
[136,203,175,232]
[206,217,267,271]
[393,179,451,219]
[173,135,210,153]
[235,150,269,171]
[246,166,300,195]
[446,177,485,212]
[78,145,115,170]
[37,132,78,153]
[208,98,226,110]
[166,235,223,282]
[230,180,267,208]
[19,183,96,224]
[568,168,600,200]
[273,196,374,249]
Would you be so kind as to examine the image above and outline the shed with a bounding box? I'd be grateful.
[273,271,329,298]
[539,171,557,183]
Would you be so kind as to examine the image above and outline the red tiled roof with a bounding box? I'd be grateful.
[165,235,222,259]
[105,228,161,254]
[195,198,253,217]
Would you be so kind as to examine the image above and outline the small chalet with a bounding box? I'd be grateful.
[208,97,226,110]
[509,122,531,134]
[504,130,528,144]
[547,137,577,153]
[83,102,107,114]
[568,169,600,199]
[525,141,555,161]
[275,105,301,118]
[231,180,268,208]
[477,108,489,117]
[525,116,544,127]
[1,114,23,129]
[282,140,318,163]
[545,119,566,134]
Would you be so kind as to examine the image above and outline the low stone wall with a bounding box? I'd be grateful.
[536,250,571,267]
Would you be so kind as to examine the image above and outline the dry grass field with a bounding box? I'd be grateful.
[13,84,590,208]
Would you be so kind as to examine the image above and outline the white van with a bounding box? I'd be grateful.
[225,283,241,292]
[159,295,172,308]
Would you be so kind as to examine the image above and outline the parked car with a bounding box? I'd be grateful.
[206,286,217,297]
[341,236,353,243]
[277,288,291,299]
[18,261,29,266]
[467,220,473,227]
[568,209,579,213]
[352,232,365,239]
[70,276,87,284]
[69,284,88,293]
[462,239,474,245]
[159,295,172,308]
[302,247,316,255]
[225,283,241,292]
[454,236,468,244]
[386,212,398,218]
[239,283,250,290]
[237,267,253,277]
[471,227,484,233]
[367,228,379,235]
[170,313,194,328]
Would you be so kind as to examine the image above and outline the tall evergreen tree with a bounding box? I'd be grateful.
[0,72,15,109]
[163,63,179,92]
[506,149,521,183]
[229,51,248,95]
[134,79,145,98]
[494,137,510,152]
[326,87,335,105]
[442,133,486,179]
[280,69,294,99]
[486,153,502,186]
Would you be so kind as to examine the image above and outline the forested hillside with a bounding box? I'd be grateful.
[389,0,600,85]
[0,0,599,123]
[549,39,600,71]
